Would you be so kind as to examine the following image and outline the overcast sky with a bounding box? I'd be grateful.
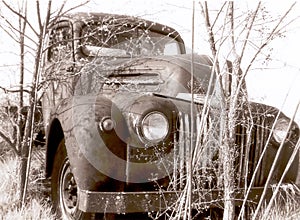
[0,0,299,121]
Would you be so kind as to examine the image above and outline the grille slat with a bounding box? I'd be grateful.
[174,110,204,189]
[236,114,269,187]
[237,120,245,188]
[178,112,187,189]
[255,117,267,186]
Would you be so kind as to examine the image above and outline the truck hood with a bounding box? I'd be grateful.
[75,54,216,99]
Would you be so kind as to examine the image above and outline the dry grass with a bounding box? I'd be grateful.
[0,149,54,219]
[0,145,300,220]
[258,184,300,220]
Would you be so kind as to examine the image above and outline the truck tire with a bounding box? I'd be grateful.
[51,140,87,220]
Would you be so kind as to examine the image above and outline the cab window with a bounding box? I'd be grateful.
[80,22,181,57]
[48,24,73,62]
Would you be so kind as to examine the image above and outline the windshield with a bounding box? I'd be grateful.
[80,23,182,57]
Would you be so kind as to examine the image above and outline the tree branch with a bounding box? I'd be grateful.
[239,2,261,64]
[2,0,39,37]
[199,2,219,62]
[0,13,39,47]
[36,0,43,31]
[0,86,31,94]
[244,2,296,76]
[211,2,227,29]
[0,130,18,155]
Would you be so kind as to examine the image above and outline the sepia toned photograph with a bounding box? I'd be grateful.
[0,1,299,219]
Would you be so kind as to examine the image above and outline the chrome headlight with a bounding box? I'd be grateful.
[140,111,169,143]
[273,118,290,143]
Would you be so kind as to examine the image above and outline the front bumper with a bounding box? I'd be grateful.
[78,187,274,213]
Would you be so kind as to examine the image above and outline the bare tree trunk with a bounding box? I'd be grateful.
[17,0,28,204]
[222,3,238,219]
[200,2,237,219]
[16,1,26,154]
[19,0,52,206]
[220,114,236,220]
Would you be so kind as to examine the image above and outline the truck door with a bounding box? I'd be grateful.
[41,21,75,131]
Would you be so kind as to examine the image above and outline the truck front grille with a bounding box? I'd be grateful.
[171,109,270,190]
[236,115,269,187]
[172,109,213,190]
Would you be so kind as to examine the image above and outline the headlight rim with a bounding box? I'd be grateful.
[272,117,290,143]
[139,111,170,144]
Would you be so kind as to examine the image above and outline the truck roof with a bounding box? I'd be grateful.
[49,12,184,44]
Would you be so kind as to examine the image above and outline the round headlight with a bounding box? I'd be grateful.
[141,112,169,143]
[273,118,290,143]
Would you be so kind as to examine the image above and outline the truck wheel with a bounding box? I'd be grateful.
[51,140,85,219]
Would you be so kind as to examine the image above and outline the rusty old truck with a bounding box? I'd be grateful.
[40,12,300,219]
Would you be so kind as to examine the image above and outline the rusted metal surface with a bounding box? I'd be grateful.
[78,187,273,213]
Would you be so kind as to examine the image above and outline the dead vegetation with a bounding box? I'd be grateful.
[0,146,54,219]
[0,145,300,219]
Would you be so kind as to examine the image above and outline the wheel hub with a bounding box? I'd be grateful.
[60,160,78,216]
